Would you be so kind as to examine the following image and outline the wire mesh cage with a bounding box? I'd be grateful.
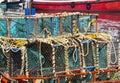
[0,12,118,83]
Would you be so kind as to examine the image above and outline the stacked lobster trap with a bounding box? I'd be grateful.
[0,12,118,83]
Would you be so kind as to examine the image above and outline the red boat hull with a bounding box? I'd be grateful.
[32,1,120,21]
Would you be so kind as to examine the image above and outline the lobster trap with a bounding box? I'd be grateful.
[0,12,118,83]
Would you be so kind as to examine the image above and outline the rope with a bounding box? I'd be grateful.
[64,46,71,83]
[20,46,29,76]
[72,20,79,34]
[92,43,99,78]
[107,43,111,78]
[38,41,44,83]
[72,46,78,63]
[84,19,96,34]
[96,44,99,68]
[0,31,112,78]
[20,46,25,75]
[6,53,10,75]
[43,28,51,37]
[80,43,86,68]
[107,43,111,67]
[39,42,44,76]
[0,38,11,73]
[78,47,82,67]
[84,40,90,56]
[92,43,97,67]
[110,40,117,64]
[52,44,56,73]
[19,46,29,76]
[25,46,29,76]
[64,47,69,73]
[79,42,86,78]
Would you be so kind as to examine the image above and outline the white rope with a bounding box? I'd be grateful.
[39,42,43,76]
[72,38,79,63]
[110,40,117,64]
[80,43,86,68]
[107,43,111,67]
[84,40,90,56]
[20,46,25,75]
[20,46,29,76]
[25,46,29,76]
[72,45,78,63]
[0,12,98,19]
[96,44,99,68]
[52,44,56,73]
[92,43,97,67]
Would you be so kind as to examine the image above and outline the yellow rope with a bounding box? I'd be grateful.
[86,32,112,41]
[73,21,79,34]
[84,19,96,34]
[64,47,69,72]
[43,28,51,37]
[92,42,98,68]
[12,40,27,47]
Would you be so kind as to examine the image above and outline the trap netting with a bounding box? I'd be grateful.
[0,35,110,83]
[0,12,97,38]
[0,12,114,83]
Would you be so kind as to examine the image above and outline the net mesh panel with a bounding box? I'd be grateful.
[41,42,53,76]
[0,49,7,72]
[0,19,7,36]
[97,44,108,81]
[36,18,45,36]
[84,43,94,66]
[68,47,81,69]
[0,18,35,38]
[55,45,65,72]
[27,42,53,76]
[40,18,52,36]
[110,42,118,65]
[10,18,35,38]
[27,43,39,76]
[35,17,60,37]
[98,44,107,68]
[62,16,72,33]
[4,41,115,82]
[0,15,96,38]
[79,15,91,33]
[10,50,21,76]
[84,43,94,82]
[10,19,27,38]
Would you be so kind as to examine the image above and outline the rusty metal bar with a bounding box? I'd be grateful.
[96,16,98,32]
[10,68,120,83]
[59,17,63,34]
[58,77,61,83]
[34,18,37,35]
[93,71,97,82]
[6,18,10,38]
